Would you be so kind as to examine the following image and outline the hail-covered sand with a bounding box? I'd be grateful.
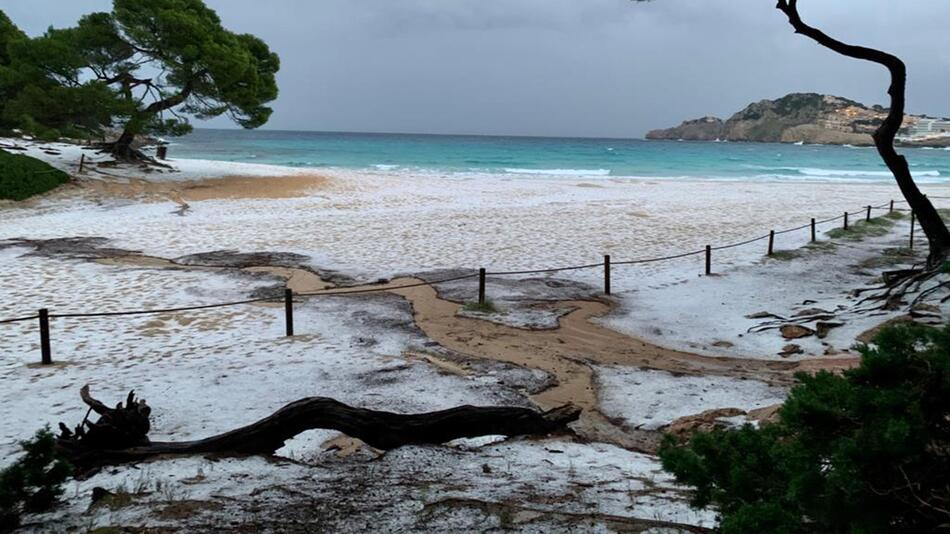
[2,137,948,530]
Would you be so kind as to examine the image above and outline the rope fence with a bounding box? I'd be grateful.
[2,196,944,365]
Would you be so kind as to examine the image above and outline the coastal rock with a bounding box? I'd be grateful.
[645,116,723,141]
[664,408,746,439]
[647,92,950,147]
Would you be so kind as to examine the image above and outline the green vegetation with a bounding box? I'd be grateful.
[0,149,68,200]
[0,0,280,155]
[858,247,918,270]
[803,240,836,252]
[766,249,801,261]
[659,323,950,533]
[0,428,72,532]
[885,210,907,220]
[463,300,499,314]
[825,215,895,240]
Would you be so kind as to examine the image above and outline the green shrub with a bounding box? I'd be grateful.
[659,323,950,533]
[0,428,72,532]
[0,149,68,200]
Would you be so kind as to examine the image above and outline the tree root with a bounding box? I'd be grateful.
[748,264,947,337]
[94,142,172,168]
[747,313,838,334]
[56,386,581,474]
[853,267,945,313]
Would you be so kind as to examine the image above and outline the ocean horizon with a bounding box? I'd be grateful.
[171,128,950,184]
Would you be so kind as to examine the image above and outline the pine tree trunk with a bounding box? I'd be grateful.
[110,129,137,160]
[777,0,950,268]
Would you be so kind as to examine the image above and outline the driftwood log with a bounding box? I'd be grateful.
[57,386,581,472]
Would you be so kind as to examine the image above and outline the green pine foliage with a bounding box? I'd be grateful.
[659,323,950,533]
[0,428,72,532]
[0,1,279,146]
[0,149,69,200]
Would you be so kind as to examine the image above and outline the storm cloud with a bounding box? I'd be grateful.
[5,0,950,137]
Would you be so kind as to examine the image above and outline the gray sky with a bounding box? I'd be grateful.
[5,0,950,138]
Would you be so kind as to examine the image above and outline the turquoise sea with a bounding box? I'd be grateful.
[173,129,950,183]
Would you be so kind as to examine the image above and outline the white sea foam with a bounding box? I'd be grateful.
[503,168,611,176]
[746,164,942,179]
[798,167,940,177]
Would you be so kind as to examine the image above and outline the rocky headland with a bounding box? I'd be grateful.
[647,93,950,147]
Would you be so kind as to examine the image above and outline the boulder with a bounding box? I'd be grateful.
[815,321,844,339]
[780,324,815,339]
[779,344,804,357]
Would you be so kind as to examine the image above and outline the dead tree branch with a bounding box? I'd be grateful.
[57,386,581,473]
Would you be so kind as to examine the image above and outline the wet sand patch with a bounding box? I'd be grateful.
[82,173,330,202]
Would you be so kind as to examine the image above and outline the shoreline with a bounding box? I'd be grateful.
[5,136,950,189]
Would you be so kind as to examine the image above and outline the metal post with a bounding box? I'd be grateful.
[39,309,51,365]
[810,218,816,242]
[705,245,711,276]
[866,205,872,222]
[910,210,916,250]
[767,230,775,256]
[604,255,611,296]
[284,289,294,337]
[478,268,486,305]
[843,212,849,230]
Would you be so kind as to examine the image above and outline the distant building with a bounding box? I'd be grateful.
[900,117,950,140]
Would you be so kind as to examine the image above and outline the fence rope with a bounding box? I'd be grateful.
[297,272,479,297]
[49,296,278,319]
[0,315,40,325]
[0,197,943,324]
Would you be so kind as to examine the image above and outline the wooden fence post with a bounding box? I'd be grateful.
[478,268,486,305]
[284,289,294,337]
[810,218,816,242]
[910,210,916,250]
[705,245,711,276]
[889,199,894,214]
[843,212,849,230]
[78,154,85,174]
[39,309,51,365]
[604,255,611,296]
[767,230,775,256]
[866,205,872,222]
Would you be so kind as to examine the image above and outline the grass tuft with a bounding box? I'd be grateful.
[768,250,802,261]
[462,300,498,314]
[825,215,895,241]
[885,211,907,220]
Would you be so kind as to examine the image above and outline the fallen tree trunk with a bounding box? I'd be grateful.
[57,386,581,473]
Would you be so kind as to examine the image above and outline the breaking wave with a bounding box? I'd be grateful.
[503,168,611,176]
